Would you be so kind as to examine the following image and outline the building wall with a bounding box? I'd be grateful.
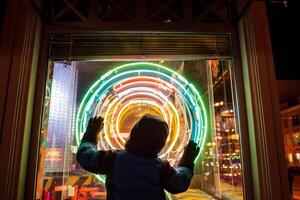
[281,105,300,166]
[238,2,289,199]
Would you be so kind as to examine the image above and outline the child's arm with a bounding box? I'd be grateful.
[77,142,115,174]
[161,141,200,194]
[160,161,193,194]
[76,117,115,175]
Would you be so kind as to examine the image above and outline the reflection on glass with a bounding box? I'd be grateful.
[36,60,244,200]
[196,60,243,200]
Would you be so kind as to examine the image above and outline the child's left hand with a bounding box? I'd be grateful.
[178,140,200,170]
[81,116,104,145]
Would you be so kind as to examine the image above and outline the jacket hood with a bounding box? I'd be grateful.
[125,114,169,158]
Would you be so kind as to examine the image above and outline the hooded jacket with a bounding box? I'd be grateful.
[77,115,193,200]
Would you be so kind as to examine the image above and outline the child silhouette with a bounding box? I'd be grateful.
[77,115,200,200]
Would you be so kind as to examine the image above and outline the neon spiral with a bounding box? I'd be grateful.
[75,62,207,182]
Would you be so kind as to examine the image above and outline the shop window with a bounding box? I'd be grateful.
[288,153,293,164]
[296,153,300,160]
[292,133,300,146]
[36,60,244,200]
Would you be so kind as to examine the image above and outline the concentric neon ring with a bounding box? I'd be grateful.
[75,62,208,182]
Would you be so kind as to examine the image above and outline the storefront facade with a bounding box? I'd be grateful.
[0,0,289,199]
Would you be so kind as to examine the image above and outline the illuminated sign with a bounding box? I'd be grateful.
[45,148,62,161]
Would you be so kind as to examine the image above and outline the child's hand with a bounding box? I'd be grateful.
[184,140,200,161]
[81,116,104,145]
[178,140,200,170]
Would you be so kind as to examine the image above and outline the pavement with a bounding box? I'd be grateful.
[170,189,217,200]
[167,181,243,200]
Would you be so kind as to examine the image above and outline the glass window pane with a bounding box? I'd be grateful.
[36,60,244,200]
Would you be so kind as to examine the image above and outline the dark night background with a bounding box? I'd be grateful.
[267,2,294,80]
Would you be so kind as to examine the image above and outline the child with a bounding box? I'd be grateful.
[77,115,200,200]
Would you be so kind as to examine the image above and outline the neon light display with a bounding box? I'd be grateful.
[75,62,207,182]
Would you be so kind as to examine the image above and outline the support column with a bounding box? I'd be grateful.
[238,2,289,200]
[0,0,41,199]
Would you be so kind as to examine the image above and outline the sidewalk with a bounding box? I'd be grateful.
[218,181,243,200]
[172,189,217,200]
[168,180,243,200]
